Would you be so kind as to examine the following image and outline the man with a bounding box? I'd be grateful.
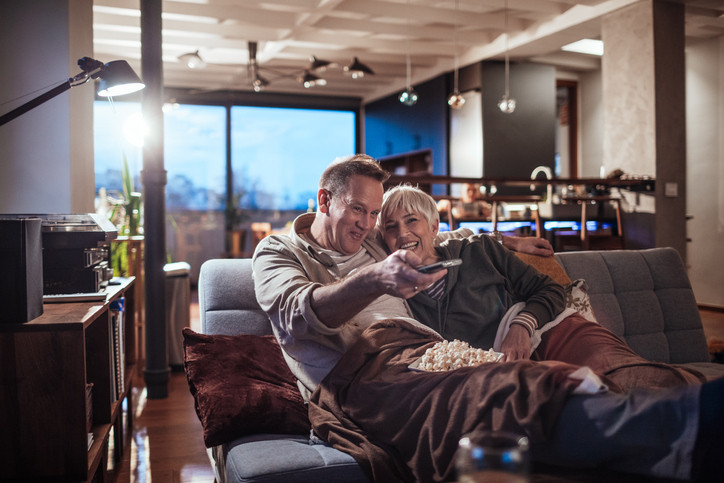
[252,154,721,481]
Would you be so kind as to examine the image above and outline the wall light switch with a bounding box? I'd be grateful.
[665,182,678,197]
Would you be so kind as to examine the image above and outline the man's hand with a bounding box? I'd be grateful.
[503,236,554,257]
[499,324,532,361]
[376,249,447,299]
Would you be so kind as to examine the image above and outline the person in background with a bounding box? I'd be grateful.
[437,182,492,219]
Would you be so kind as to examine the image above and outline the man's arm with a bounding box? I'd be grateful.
[500,234,554,257]
[310,249,446,328]
[254,237,445,335]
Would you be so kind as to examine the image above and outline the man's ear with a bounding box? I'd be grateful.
[318,189,331,214]
[432,218,440,237]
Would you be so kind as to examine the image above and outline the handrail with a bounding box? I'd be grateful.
[386,174,655,191]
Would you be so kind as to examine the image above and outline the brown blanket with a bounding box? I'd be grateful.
[533,314,706,391]
[309,319,588,482]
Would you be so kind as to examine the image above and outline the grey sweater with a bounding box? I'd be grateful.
[408,234,565,350]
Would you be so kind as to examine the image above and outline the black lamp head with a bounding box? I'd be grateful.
[97,60,145,97]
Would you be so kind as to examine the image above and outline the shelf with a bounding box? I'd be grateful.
[0,278,136,481]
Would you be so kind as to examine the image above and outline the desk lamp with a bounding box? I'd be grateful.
[0,57,144,126]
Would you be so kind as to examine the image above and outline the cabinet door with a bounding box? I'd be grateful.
[0,329,88,479]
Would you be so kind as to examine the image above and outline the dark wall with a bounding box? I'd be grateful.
[481,61,556,193]
[364,61,556,196]
[364,76,449,178]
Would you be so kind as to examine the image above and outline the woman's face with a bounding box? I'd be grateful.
[381,208,439,264]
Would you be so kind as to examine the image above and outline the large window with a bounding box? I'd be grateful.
[94,100,357,280]
[164,104,226,212]
[230,106,356,213]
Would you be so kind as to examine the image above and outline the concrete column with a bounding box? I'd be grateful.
[602,0,686,258]
[141,0,169,399]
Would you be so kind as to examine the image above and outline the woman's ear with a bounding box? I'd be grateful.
[432,218,439,237]
[318,189,331,214]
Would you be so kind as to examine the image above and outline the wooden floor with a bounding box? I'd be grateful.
[113,290,216,483]
[111,296,724,483]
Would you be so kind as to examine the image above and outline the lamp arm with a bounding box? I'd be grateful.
[0,62,102,127]
[0,80,72,127]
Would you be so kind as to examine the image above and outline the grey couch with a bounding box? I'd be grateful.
[197,247,724,482]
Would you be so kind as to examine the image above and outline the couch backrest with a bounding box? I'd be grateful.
[554,248,709,364]
[198,258,272,337]
[198,248,710,364]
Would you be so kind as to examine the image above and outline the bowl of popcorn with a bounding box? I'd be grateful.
[409,339,504,372]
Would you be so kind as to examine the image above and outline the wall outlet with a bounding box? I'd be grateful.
[665,182,678,197]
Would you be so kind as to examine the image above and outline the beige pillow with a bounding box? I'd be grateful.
[514,252,571,286]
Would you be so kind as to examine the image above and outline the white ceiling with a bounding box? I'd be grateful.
[92,0,724,102]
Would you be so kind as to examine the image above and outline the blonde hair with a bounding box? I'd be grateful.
[379,184,439,230]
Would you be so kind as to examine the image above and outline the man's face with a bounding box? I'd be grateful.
[319,175,384,255]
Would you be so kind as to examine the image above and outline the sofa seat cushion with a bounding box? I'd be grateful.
[217,434,369,483]
[682,362,724,381]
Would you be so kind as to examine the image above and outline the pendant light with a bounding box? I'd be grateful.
[497,0,516,114]
[178,50,205,69]
[399,0,418,106]
[447,0,465,109]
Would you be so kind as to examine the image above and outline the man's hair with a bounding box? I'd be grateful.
[379,184,440,230]
[319,154,390,196]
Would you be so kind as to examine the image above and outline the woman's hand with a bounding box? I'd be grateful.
[499,325,532,361]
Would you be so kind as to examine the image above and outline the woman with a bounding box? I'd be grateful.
[378,184,704,390]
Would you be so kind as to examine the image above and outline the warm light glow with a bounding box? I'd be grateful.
[448,92,466,109]
[562,39,604,56]
[498,95,516,114]
[123,112,147,147]
[99,82,145,97]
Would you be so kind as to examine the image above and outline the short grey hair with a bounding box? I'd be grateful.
[379,184,440,229]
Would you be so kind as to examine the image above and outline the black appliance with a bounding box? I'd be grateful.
[39,213,118,295]
[0,217,44,323]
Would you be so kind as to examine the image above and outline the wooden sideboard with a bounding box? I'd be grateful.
[0,278,136,481]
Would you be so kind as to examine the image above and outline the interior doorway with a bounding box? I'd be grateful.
[556,80,578,178]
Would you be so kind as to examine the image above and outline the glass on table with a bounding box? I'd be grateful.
[455,430,530,483]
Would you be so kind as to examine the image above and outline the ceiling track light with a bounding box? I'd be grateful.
[178,50,205,69]
[181,42,372,92]
[399,0,418,106]
[344,57,374,79]
[447,0,465,110]
[498,0,516,114]
[309,55,333,72]
[252,73,270,92]
[297,70,327,88]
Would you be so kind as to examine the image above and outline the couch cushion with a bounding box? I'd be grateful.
[555,248,710,364]
[183,329,310,447]
[218,435,369,483]
[199,258,273,336]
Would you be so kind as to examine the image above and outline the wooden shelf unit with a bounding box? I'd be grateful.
[0,278,136,482]
[379,149,434,191]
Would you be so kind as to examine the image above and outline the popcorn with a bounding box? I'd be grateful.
[418,339,501,372]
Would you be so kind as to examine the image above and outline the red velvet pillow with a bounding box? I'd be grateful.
[182,328,310,447]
